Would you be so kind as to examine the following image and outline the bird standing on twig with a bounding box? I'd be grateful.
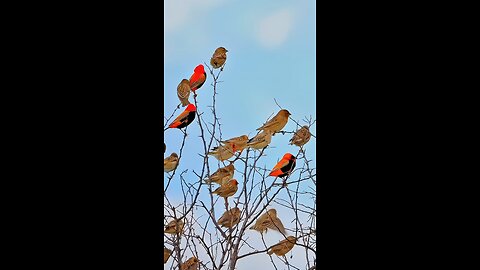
[180,256,200,270]
[205,163,235,185]
[217,207,241,228]
[166,104,196,130]
[208,143,236,161]
[246,130,273,150]
[221,135,248,153]
[164,219,184,235]
[164,152,179,173]
[267,236,296,256]
[212,179,238,198]
[250,208,287,235]
[189,64,207,94]
[269,153,296,178]
[177,79,191,107]
[210,47,228,69]
[164,247,172,264]
[289,125,311,147]
[257,109,291,135]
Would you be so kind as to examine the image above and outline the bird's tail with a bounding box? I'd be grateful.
[181,100,190,107]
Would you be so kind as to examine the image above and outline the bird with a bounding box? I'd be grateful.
[164,219,184,235]
[167,104,196,129]
[189,64,207,92]
[267,236,296,256]
[257,109,291,134]
[221,135,248,153]
[249,208,287,235]
[246,130,273,150]
[217,207,241,228]
[180,257,200,270]
[210,47,228,69]
[208,143,236,161]
[177,79,191,107]
[212,179,238,198]
[269,153,296,178]
[164,247,172,264]
[289,125,311,147]
[205,163,235,185]
[164,152,179,173]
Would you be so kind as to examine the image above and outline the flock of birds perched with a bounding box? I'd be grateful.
[164,47,312,269]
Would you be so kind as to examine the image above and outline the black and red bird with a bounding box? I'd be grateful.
[167,104,196,129]
[268,153,296,178]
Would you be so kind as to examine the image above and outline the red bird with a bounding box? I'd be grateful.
[189,64,207,92]
[269,153,296,178]
[167,104,196,129]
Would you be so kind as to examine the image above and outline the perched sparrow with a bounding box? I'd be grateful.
[210,47,228,69]
[208,143,235,161]
[164,247,172,264]
[180,256,200,270]
[269,153,296,178]
[177,79,191,107]
[289,125,311,147]
[164,219,184,235]
[249,208,286,235]
[246,130,273,150]
[257,109,291,134]
[189,64,206,92]
[167,104,196,129]
[164,152,179,173]
[267,236,296,256]
[212,179,238,198]
[205,163,235,185]
[217,207,241,228]
[221,135,248,153]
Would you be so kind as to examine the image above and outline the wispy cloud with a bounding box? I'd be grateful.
[255,8,295,49]
[164,0,226,33]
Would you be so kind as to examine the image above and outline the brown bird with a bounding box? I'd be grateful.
[164,152,179,173]
[249,208,286,235]
[267,236,296,256]
[208,143,236,161]
[217,207,241,228]
[246,130,273,150]
[268,153,296,178]
[221,135,248,153]
[205,163,235,185]
[289,125,311,147]
[212,179,238,198]
[210,47,228,69]
[180,256,200,270]
[164,219,184,235]
[164,247,172,264]
[257,109,291,134]
[177,79,191,107]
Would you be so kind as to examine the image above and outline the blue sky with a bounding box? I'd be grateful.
[164,0,316,268]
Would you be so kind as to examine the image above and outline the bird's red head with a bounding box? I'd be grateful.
[194,64,205,73]
[283,153,295,160]
[186,104,196,112]
[232,179,238,185]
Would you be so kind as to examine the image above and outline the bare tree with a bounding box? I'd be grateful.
[164,61,316,270]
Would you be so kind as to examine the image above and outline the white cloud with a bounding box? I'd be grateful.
[255,8,295,48]
[164,0,226,33]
